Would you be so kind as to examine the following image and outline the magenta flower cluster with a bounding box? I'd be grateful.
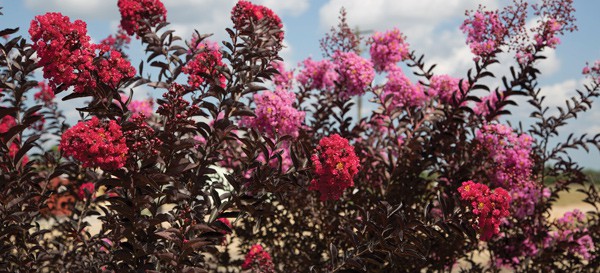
[429,74,468,106]
[296,57,338,91]
[381,66,426,109]
[240,89,305,139]
[332,51,375,99]
[545,210,595,260]
[475,123,546,219]
[368,28,410,72]
[460,10,506,58]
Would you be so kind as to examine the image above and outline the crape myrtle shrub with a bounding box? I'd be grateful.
[0,0,599,272]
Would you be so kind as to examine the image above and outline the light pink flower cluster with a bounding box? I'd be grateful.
[34,81,55,106]
[429,75,469,106]
[381,66,426,109]
[129,99,154,118]
[545,210,595,260]
[296,58,338,91]
[240,90,305,138]
[271,61,294,91]
[119,94,154,118]
[368,28,410,72]
[534,18,562,48]
[332,51,375,99]
[458,181,511,241]
[117,0,167,37]
[29,13,136,93]
[241,244,275,272]
[460,9,507,58]
[310,134,359,201]
[182,40,226,89]
[60,117,128,170]
[582,60,600,84]
[231,0,284,43]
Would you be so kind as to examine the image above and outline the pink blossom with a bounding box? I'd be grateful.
[368,28,410,72]
[297,57,338,91]
[380,66,426,109]
[429,75,469,106]
[461,9,507,59]
[240,90,305,139]
[332,51,374,99]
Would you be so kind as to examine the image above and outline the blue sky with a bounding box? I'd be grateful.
[1,0,599,169]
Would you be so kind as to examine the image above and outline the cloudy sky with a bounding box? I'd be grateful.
[1,0,600,169]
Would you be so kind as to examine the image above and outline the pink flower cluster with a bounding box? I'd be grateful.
[60,117,128,170]
[545,210,595,260]
[473,91,504,118]
[429,75,468,106]
[368,28,410,72]
[381,66,426,109]
[475,123,546,219]
[117,0,167,37]
[34,81,55,106]
[310,134,359,201]
[241,244,275,272]
[332,51,375,99]
[240,89,305,139]
[271,61,294,91]
[182,40,226,89]
[534,19,562,48]
[119,94,154,118]
[296,58,338,91]
[460,9,507,58]
[582,60,600,84]
[231,0,284,43]
[29,13,136,93]
[458,181,511,241]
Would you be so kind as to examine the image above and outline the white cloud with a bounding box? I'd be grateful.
[539,79,581,108]
[319,0,499,37]
[24,0,118,20]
